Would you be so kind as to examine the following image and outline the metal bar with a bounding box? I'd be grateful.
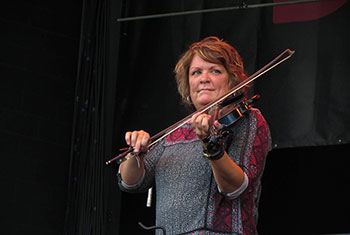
[117,0,333,22]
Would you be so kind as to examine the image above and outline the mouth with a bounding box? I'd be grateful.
[198,88,214,93]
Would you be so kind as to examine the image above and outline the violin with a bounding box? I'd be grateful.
[218,94,260,127]
[106,49,294,165]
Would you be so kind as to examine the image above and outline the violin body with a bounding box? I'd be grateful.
[219,94,260,128]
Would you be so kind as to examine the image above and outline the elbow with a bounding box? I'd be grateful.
[218,173,249,199]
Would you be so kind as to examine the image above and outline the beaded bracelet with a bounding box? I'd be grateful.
[202,135,225,161]
[203,147,224,160]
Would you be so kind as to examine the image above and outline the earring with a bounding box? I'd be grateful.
[186,96,192,103]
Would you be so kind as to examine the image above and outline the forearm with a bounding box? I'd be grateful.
[210,152,245,193]
[119,154,145,185]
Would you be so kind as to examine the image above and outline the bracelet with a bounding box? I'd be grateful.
[203,147,224,160]
[202,135,225,161]
[201,127,231,161]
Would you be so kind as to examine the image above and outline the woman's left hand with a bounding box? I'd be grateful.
[191,112,212,140]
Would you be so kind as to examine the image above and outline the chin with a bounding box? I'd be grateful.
[195,99,213,109]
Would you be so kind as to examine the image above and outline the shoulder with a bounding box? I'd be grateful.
[248,108,272,152]
[249,108,269,131]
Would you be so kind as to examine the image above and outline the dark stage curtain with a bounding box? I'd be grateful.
[64,0,122,234]
[64,0,350,234]
[112,1,350,234]
[255,0,350,148]
[114,0,350,149]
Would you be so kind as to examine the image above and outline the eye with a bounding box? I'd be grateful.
[212,69,222,74]
[191,70,201,76]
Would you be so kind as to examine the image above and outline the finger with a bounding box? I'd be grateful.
[134,130,149,153]
[198,114,211,129]
[198,116,210,138]
[125,131,132,146]
[192,113,209,128]
[130,131,139,150]
[140,131,151,152]
[134,139,141,153]
[191,112,201,127]
[192,114,211,139]
[201,116,210,133]
[213,120,222,129]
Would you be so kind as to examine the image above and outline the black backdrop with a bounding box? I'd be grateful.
[1,0,83,234]
[112,1,350,234]
[114,0,350,149]
[1,0,350,235]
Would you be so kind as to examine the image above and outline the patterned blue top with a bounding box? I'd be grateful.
[118,109,271,235]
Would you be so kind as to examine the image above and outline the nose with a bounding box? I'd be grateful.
[199,71,210,84]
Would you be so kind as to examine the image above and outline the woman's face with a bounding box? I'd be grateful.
[189,54,230,110]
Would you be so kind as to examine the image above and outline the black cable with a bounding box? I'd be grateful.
[138,222,167,235]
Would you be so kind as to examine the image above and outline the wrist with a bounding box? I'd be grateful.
[202,136,225,161]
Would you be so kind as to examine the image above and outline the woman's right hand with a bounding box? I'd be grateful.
[125,130,151,154]
[120,130,150,184]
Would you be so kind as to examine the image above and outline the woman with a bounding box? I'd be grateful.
[118,36,271,235]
